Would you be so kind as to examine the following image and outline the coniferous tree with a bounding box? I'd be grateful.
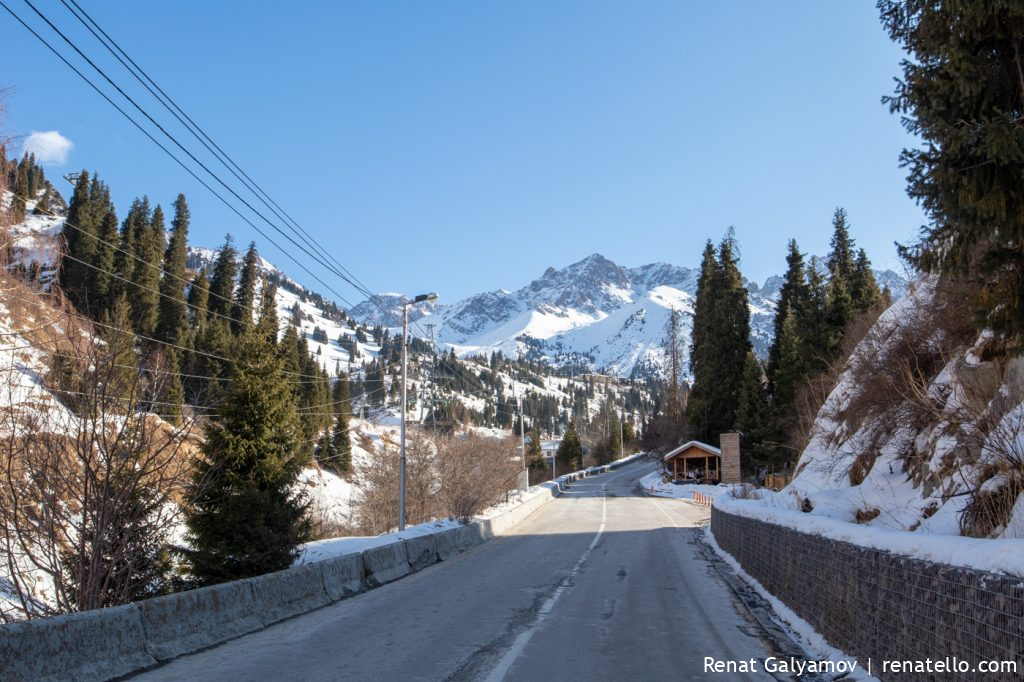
[797,259,830,375]
[60,172,99,309]
[185,332,310,585]
[90,206,119,319]
[131,204,164,338]
[207,235,238,322]
[155,194,190,348]
[849,248,882,314]
[329,411,352,475]
[11,155,28,222]
[556,420,583,472]
[766,240,807,394]
[826,207,856,283]
[687,230,751,443]
[255,279,280,347]
[187,270,210,332]
[686,241,718,439]
[881,0,1024,342]
[231,242,259,335]
[113,197,148,302]
[735,350,770,475]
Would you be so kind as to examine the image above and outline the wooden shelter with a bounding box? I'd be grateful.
[663,440,722,483]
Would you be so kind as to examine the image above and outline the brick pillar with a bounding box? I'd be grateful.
[720,432,741,484]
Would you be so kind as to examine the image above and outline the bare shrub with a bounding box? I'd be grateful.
[437,432,520,522]
[0,319,198,621]
[355,430,523,533]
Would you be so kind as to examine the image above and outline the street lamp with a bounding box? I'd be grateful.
[399,292,438,531]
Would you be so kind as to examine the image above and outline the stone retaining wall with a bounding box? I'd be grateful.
[710,507,1023,682]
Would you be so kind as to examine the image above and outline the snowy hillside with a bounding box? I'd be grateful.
[746,279,1024,543]
[351,253,907,380]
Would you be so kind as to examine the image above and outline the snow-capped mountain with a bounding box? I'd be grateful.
[352,253,908,380]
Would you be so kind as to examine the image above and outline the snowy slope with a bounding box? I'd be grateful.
[728,280,1024,554]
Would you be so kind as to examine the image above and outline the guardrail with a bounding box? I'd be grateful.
[0,460,642,681]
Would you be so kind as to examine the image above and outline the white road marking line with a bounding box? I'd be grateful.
[483,482,609,682]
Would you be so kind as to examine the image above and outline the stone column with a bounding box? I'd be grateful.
[720,432,741,484]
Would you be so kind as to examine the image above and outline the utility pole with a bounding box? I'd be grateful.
[399,292,438,532]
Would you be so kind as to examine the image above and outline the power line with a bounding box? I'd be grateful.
[3,0,368,318]
[57,0,385,310]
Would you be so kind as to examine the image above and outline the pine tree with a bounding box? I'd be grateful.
[797,259,831,375]
[185,332,310,585]
[187,270,210,332]
[113,197,148,302]
[767,240,807,394]
[11,155,28,222]
[686,241,718,439]
[556,420,583,472]
[59,172,99,310]
[131,204,164,338]
[91,206,119,318]
[849,248,881,314]
[207,235,237,321]
[880,0,1024,342]
[231,242,259,336]
[688,230,751,443]
[735,350,770,474]
[329,411,352,475]
[826,207,855,282]
[255,279,280,346]
[155,194,190,348]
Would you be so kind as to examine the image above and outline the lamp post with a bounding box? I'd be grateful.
[399,292,438,531]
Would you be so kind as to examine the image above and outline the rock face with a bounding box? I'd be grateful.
[349,253,906,380]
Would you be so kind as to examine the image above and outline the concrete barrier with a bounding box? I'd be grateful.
[404,533,440,572]
[434,528,460,560]
[0,603,154,682]
[362,541,411,588]
[251,562,332,626]
[0,455,616,680]
[320,552,365,601]
[138,578,262,663]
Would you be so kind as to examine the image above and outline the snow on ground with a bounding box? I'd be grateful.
[712,280,1024,577]
[639,470,732,502]
[715,494,1024,578]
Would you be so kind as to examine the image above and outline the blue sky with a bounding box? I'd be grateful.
[4,0,922,305]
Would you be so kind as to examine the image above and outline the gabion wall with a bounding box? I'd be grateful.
[710,507,1023,681]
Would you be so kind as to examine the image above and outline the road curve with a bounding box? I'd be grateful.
[133,462,793,681]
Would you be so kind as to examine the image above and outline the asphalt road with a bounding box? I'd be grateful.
[134,462,801,681]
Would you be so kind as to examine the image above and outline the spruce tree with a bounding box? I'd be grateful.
[686,241,719,439]
[329,411,352,475]
[797,259,831,375]
[556,420,583,472]
[231,242,260,336]
[849,248,882,313]
[131,204,164,338]
[735,350,770,474]
[767,240,807,394]
[156,194,190,348]
[185,331,310,584]
[91,207,119,318]
[187,270,210,332]
[688,230,751,443]
[255,279,280,347]
[207,235,237,321]
[113,197,149,302]
[880,0,1024,342]
[11,155,28,222]
[59,172,99,310]
[826,207,855,283]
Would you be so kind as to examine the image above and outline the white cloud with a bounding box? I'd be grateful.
[24,130,74,165]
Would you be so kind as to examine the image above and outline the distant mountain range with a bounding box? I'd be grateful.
[351,253,908,380]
